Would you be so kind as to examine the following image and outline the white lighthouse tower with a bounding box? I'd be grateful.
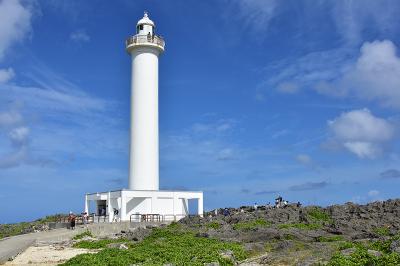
[84,12,203,222]
[127,11,162,191]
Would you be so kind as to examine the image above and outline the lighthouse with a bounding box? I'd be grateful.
[84,12,203,222]
[126,11,163,191]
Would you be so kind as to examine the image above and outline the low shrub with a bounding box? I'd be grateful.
[206,222,221,230]
[328,246,400,266]
[233,219,271,230]
[63,228,247,265]
[73,238,128,249]
[73,230,93,240]
[307,208,333,224]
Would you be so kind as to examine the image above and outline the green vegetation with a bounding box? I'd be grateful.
[374,226,391,236]
[337,241,355,251]
[328,235,400,265]
[0,214,65,239]
[317,235,344,242]
[73,230,94,240]
[278,223,322,230]
[307,208,333,224]
[328,246,400,266]
[73,238,129,249]
[63,228,247,266]
[206,221,222,230]
[233,219,271,230]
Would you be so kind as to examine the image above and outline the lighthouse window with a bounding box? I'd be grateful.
[139,25,143,30]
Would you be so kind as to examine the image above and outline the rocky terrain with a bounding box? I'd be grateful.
[3,199,400,265]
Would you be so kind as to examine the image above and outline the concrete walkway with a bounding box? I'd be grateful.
[0,226,87,264]
[0,222,162,264]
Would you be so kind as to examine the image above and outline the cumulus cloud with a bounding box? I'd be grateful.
[340,40,400,109]
[0,68,15,83]
[0,0,32,60]
[70,29,90,43]
[328,109,395,159]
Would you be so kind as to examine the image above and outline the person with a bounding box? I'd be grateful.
[296,201,302,208]
[254,203,258,211]
[214,209,218,216]
[82,212,88,227]
[113,208,119,222]
[223,208,230,216]
[147,32,151,41]
[283,200,289,208]
[68,212,76,230]
[101,207,106,216]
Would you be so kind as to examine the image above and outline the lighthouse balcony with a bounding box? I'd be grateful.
[126,34,165,52]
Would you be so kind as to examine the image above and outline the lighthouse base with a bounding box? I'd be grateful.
[84,189,203,222]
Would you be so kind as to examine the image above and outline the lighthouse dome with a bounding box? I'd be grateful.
[136,12,155,35]
[137,12,155,27]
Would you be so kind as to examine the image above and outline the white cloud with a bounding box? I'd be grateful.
[9,126,29,145]
[330,1,400,45]
[368,190,379,197]
[296,154,312,165]
[0,110,22,127]
[277,82,299,94]
[340,40,400,108]
[328,109,395,158]
[0,68,15,83]
[70,29,90,43]
[236,0,278,31]
[0,0,32,61]
[217,148,235,161]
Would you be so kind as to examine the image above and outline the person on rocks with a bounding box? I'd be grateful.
[68,212,76,230]
[223,208,230,216]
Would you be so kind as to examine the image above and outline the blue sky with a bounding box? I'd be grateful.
[1,0,400,223]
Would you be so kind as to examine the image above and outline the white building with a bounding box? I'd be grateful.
[85,12,203,222]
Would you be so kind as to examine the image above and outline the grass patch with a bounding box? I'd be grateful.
[233,219,271,230]
[317,235,344,242]
[62,228,247,266]
[374,227,391,236]
[206,222,221,230]
[73,230,93,240]
[278,223,321,230]
[73,238,128,249]
[337,241,355,251]
[307,208,333,224]
[327,246,400,266]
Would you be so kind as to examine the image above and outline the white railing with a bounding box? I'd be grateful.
[126,35,165,48]
[129,213,198,223]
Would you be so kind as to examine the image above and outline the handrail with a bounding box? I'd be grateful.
[126,35,165,48]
